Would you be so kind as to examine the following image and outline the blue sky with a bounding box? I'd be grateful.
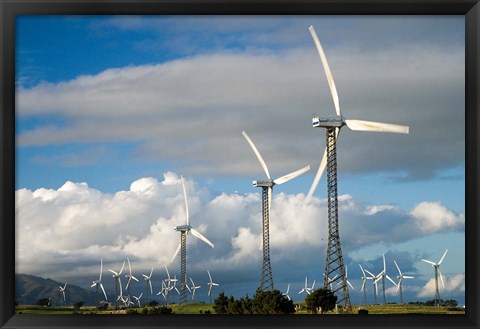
[15,15,465,306]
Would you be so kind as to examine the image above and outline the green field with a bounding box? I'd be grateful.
[15,303,465,315]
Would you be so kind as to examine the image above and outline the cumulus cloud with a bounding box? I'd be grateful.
[16,35,464,181]
[417,273,465,298]
[16,173,464,290]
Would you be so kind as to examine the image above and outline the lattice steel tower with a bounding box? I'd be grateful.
[323,127,351,308]
[257,182,274,291]
[178,231,188,312]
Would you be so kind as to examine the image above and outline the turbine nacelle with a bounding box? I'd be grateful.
[312,115,345,128]
[174,224,191,232]
[253,179,274,188]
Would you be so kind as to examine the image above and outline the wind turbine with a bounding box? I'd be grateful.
[59,282,67,306]
[171,175,214,312]
[108,260,125,307]
[341,266,354,291]
[124,257,139,305]
[373,255,397,304]
[393,260,414,304]
[298,277,313,296]
[421,249,448,307]
[242,130,310,292]
[91,259,108,310]
[359,264,371,305]
[305,25,409,308]
[323,273,338,290]
[142,267,153,305]
[133,293,143,307]
[283,284,291,301]
[364,269,380,304]
[189,277,201,301]
[207,270,219,304]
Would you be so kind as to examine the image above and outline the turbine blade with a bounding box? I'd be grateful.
[383,254,386,272]
[207,270,212,283]
[119,260,125,275]
[421,259,436,266]
[132,275,139,282]
[242,131,271,179]
[190,228,214,248]
[393,260,402,276]
[438,249,448,265]
[99,259,103,280]
[171,242,182,263]
[305,148,327,203]
[361,280,366,292]
[396,280,401,292]
[127,257,132,275]
[308,25,341,116]
[165,265,171,280]
[386,275,397,286]
[359,264,366,276]
[149,267,153,278]
[100,283,108,301]
[403,276,414,279]
[108,269,118,276]
[119,279,122,297]
[364,269,375,278]
[345,119,409,134]
[181,176,190,226]
[347,280,354,290]
[274,165,310,185]
[438,268,446,288]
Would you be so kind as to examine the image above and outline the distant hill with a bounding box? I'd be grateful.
[15,274,98,306]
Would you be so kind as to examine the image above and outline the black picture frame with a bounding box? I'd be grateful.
[1,1,478,329]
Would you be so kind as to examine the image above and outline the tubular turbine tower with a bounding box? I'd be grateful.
[306,26,409,308]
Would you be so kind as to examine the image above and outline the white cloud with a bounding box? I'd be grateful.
[16,173,464,286]
[410,202,464,233]
[417,273,465,298]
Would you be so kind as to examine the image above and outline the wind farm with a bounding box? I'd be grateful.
[14,17,467,316]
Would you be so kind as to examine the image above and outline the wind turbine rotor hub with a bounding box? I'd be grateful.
[174,224,191,232]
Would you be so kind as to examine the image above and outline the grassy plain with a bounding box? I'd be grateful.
[15,303,465,315]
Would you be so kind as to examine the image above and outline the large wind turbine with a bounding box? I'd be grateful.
[305,25,409,308]
[142,267,153,305]
[364,269,380,304]
[359,264,371,305]
[171,175,214,312]
[124,257,139,306]
[421,249,448,307]
[373,255,397,304]
[207,270,219,304]
[91,259,108,310]
[108,260,125,307]
[242,130,310,291]
[59,283,67,307]
[393,260,414,304]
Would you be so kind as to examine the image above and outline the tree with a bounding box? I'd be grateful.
[305,288,337,314]
[213,291,229,314]
[227,296,243,314]
[252,289,295,314]
[36,298,51,307]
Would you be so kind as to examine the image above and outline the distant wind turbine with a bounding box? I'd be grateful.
[393,260,414,304]
[91,259,108,310]
[421,249,448,307]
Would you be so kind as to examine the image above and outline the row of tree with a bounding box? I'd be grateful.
[408,299,458,307]
[213,288,338,314]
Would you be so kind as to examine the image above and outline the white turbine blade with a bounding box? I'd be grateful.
[274,165,310,185]
[364,269,375,278]
[308,25,340,116]
[242,131,271,179]
[127,257,132,275]
[165,265,171,281]
[125,277,131,290]
[345,119,409,134]
[421,259,436,266]
[374,276,382,285]
[383,254,386,272]
[347,280,354,290]
[305,276,308,288]
[99,259,103,280]
[438,268,446,288]
[393,260,402,276]
[171,242,182,263]
[305,148,327,203]
[438,249,448,265]
[132,275,139,283]
[359,264,366,277]
[396,280,401,292]
[298,288,305,294]
[403,276,414,279]
[207,270,212,283]
[149,267,153,278]
[190,228,214,248]
[142,274,148,279]
[311,280,316,290]
[180,176,190,226]
[108,269,119,276]
[361,280,366,292]
[212,283,219,287]
[190,277,195,287]
[386,275,397,286]
[64,283,67,289]
[119,260,125,275]
[100,283,108,301]
[119,279,122,297]
[91,282,96,288]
